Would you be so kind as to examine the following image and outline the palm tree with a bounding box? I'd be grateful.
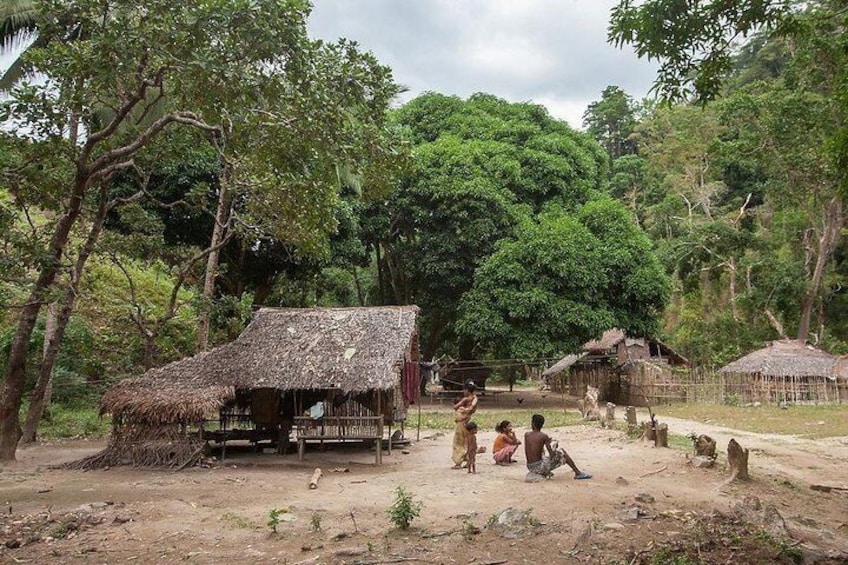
[0,0,37,90]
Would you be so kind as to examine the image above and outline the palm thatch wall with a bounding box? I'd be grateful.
[71,306,419,469]
[719,340,840,403]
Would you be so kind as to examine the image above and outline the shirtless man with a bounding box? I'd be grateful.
[524,413,592,481]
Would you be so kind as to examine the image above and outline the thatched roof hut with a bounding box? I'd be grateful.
[718,340,835,378]
[719,340,842,404]
[77,306,420,469]
[102,306,419,425]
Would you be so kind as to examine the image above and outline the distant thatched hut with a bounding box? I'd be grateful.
[719,340,839,404]
[545,329,689,406]
[830,356,848,403]
[78,306,420,469]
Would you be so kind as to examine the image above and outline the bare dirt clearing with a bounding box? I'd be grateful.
[1,394,846,564]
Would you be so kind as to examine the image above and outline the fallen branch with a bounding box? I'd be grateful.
[639,465,668,478]
[351,558,425,565]
[810,484,848,493]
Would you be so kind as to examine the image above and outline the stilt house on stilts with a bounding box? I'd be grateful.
[75,306,420,469]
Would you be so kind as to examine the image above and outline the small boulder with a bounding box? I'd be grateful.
[691,456,715,468]
[615,476,629,486]
[634,493,655,504]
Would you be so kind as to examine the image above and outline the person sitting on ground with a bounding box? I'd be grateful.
[524,413,592,482]
[465,421,479,474]
[492,420,521,465]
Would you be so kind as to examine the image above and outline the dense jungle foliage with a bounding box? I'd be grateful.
[1,0,846,453]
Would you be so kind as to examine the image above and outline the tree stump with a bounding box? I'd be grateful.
[580,386,601,421]
[605,402,616,425]
[694,434,716,458]
[655,423,668,448]
[625,406,637,431]
[642,422,656,442]
[727,439,750,481]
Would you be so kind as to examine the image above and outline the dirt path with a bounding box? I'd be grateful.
[1,407,846,563]
[649,411,848,487]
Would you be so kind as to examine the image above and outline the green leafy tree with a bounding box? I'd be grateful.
[457,198,669,361]
[583,85,639,159]
[368,93,607,358]
[0,0,398,460]
[611,0,848,353]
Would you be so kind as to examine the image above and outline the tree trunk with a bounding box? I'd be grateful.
[798,197,843,341]
[655,423,668,448]
[197,169,231,352]
[625,406,637,431]
[694,434,716,458]
[21,303,58,445]
[0,175,89,461]
[727,438,750,481]
[23,182,113,445]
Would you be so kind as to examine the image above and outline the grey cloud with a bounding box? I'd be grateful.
[309,0,658,126]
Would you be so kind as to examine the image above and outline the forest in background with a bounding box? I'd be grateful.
[1,1,846,453]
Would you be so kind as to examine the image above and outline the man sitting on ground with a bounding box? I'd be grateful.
[524,413,592,482]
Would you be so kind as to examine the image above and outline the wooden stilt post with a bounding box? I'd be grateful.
[376,391,383,465]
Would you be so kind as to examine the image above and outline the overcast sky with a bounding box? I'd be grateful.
[1,1,658,129]
[309,0,658,128]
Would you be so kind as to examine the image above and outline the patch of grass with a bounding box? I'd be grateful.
[419,409,580,431]
[36,404,111,439]
[223,512,260,531]
[658,404,848,439]
[667,433,692,451]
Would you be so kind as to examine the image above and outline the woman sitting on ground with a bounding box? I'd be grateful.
[492,420,521,465]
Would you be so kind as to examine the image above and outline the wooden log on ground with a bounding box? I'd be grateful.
[727,439,750,481]
[655,423,668,448]
[309,467,323,489]
[605,402,616,425]
[694,434,716,458]
[625,406,637,431]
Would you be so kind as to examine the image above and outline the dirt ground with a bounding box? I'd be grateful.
[1,391,847,564]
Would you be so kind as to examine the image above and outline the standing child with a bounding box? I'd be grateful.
[492,420,521,465]
[465,421,479,474]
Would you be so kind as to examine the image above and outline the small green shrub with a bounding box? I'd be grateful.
[387,486,422,530]
[267,508,283,533]
[310,512,322,532]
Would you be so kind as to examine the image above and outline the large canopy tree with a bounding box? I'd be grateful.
[366,92,609,358]
[0,0,398,460]
[457,198,670,360]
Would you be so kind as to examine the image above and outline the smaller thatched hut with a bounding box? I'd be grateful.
[545,329,689,405]
[719,340,839,404]
[79,306,420,469]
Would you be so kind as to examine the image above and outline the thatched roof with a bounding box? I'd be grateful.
[831,356,848,382]
[583,329,626,352]
[102,306,419,423]
[542,353,586,378]
[719,340,836,378]
[580,329,689,366]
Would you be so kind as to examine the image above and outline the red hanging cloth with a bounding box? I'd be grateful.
[402,361,420,406]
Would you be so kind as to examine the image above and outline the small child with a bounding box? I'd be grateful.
[465,421,479,474]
